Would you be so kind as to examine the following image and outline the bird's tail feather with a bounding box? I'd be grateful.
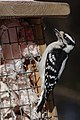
[37,90,45,113]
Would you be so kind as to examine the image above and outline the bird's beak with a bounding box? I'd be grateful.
[54,28,63,42]
[54,28,61,39]
[54,28,60,34]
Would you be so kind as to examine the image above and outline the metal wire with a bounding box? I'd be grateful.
[0,22,51,120]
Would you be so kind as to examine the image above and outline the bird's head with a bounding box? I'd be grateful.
[54,28,75,53]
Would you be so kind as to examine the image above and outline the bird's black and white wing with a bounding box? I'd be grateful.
[45,48,68,100]
[37,48,68,112]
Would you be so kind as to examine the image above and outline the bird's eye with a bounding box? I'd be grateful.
[64,34,67,39]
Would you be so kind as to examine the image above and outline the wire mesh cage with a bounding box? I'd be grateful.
[0,18,52,120]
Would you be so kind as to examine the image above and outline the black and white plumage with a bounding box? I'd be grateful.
[33,29,75,112]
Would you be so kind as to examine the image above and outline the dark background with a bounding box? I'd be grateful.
[38,0,80,92]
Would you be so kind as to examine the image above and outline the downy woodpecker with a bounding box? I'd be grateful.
[33,29,75,112]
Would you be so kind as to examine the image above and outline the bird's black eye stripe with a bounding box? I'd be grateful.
[63,34,72,45]
[63,33,73,45]
[63,34,69,42]
[63,34,68,39]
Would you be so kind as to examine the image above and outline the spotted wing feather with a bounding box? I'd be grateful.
[45,48,68,100]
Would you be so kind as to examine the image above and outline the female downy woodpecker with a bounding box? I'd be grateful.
[33,29,75,112]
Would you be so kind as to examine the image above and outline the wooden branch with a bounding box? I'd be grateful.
[0,1,70,18]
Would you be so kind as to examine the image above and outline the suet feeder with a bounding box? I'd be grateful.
[0,1,70,120]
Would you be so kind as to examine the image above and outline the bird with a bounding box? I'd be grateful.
[32,28,75,113]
